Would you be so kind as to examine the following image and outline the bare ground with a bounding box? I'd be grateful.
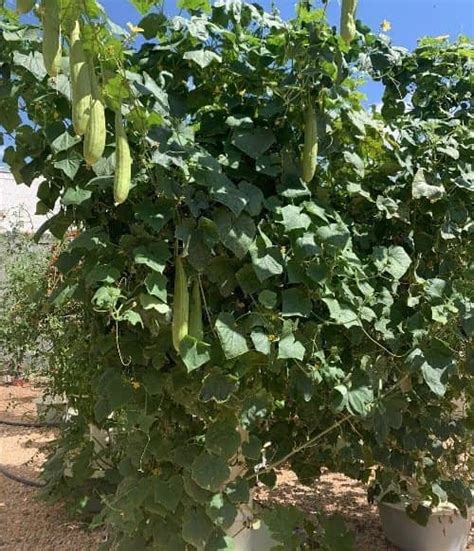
[0,383,471,550]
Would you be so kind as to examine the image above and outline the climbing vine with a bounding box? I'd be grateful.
[0,0,472,547]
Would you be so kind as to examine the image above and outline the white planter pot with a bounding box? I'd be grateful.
[378,501,473,551]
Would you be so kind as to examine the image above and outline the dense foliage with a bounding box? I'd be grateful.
[0,0,472,548]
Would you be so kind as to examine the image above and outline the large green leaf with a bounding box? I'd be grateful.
[180,336,211,372]
[231,128,276,159]
[133,243,170,273]
[372,246,412,280]
[191,452,230,492]
[278,333,306,360]
[215,313,249,359]
[153,475,184,513]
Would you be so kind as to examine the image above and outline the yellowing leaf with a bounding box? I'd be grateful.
[127,22,144,34]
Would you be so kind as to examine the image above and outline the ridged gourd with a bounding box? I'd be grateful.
[172,256,189,353]
[302,104,318,183]
[113,109,132,204]
[83,69,106,165]
[189,279,203,341]
[69,20,92,136]
[42,0,61,77]
[340,0,358,43]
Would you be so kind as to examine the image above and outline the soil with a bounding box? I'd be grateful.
[0,382,471,550]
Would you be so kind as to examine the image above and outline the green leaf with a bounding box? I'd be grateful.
[322,298,361,328]
[133,243,170,273]
[407,340,455,396]
[62,186,92,206]
[347,385,373,417]
[258,290,277,309]
[204,532,234,551]
[138,12,166,39]
[249,240,284,282]
[206,494,237,530]
[215,210,256,259]
[54,153,82,180]
[192,452,230,492]
[184,50,222,68]
[316,223,351,250]
[129,0,159,14]
[51,131,81,154]
[231,128,276,159]
[320,515,355,551]
[205,415,241,460]
[85,264,121,286]
[182,507,214,548]
[136,201,173,232]
[139,294,170,314]
[92,286,121,310]
[200,371,236,403]
[373,246,412,280]
[153,475,183,513]
[279,205,311,232]
[240,182,264,216]
[215,313,249,359]
[119,310,143,327]
[251,329,271,355]
[278,333,306,361]
[100,369,133,410]
[282,288,312,317]
[13,51,47,80]
[225,478,250,504]
[412,168,445,202]
[178,0,211,12]
[343,151,365,177]
[144,272,167,302]
[180,336,211,372]
[262,505,305,548]
[209,174,247,216]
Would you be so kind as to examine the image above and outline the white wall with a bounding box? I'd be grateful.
[0,169,48,233]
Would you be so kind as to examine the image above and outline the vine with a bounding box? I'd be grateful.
[0,0,472,548]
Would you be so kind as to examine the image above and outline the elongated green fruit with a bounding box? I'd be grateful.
[69,20,92,136]
[189,279,203,341]
[83,70,106,165]
[340,0,358,43]
[16,0,35,14]
[42,0,61,77]
[172,256,189,353]
[302,104,318,183]
[114,109,132,204]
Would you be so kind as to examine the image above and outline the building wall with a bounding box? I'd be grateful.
[0,169,48,233]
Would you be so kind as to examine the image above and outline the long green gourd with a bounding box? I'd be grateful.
[113,108,132,204]
[172,256,189,353]
[42,0,61,77]
[340,0,358,43]
[189,279,203,341]
[302,103,318,183]
[83,68,106,165]
[69,20,92,136]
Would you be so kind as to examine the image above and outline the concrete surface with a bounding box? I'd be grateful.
[0,169,48,233]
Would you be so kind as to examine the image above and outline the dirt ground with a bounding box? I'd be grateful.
[0,383,471,550]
